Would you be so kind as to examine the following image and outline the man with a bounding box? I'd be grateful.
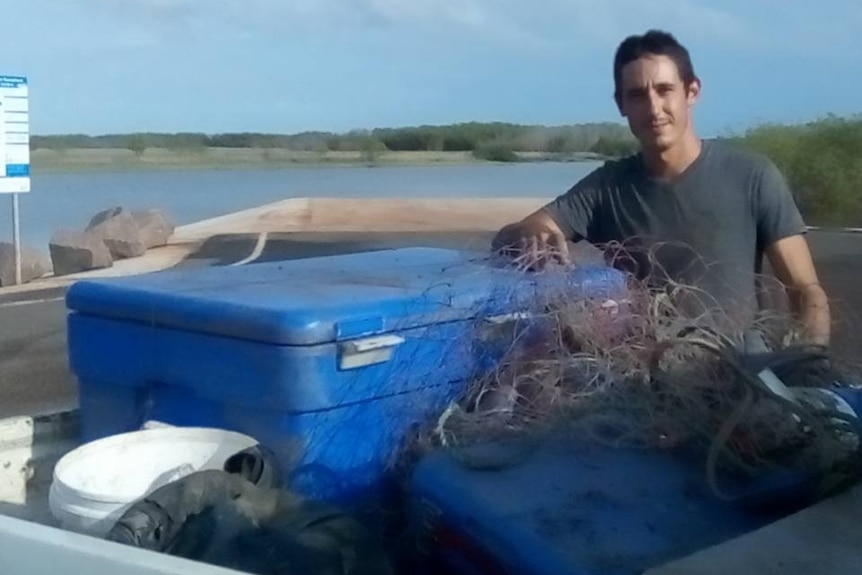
[492,30,830,346]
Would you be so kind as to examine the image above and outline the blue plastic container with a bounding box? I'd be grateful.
[66,247,626,507]
[407,436,799,575]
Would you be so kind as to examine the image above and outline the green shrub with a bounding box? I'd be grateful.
[730,116,862,226]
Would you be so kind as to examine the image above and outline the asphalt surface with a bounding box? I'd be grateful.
[0,230,858,419]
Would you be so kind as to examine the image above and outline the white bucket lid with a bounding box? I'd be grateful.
[52,427,259,505]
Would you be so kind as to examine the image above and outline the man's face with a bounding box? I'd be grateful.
[617,55,700,153]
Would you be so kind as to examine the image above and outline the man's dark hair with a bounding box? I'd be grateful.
[613,30,698,106]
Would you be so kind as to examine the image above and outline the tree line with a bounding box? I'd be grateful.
[30,121,640,158]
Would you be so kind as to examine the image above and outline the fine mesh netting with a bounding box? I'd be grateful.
[400,244,862,501]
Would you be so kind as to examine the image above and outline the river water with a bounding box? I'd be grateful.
[0,161,601,250]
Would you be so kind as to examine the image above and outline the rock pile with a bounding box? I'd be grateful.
[49,207,175,277]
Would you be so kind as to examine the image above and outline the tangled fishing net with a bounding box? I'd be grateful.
[422,242,862,501]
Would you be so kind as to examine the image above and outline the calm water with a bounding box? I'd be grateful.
[0,162,600,250]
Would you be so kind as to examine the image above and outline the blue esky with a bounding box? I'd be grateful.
[1,0,859,136]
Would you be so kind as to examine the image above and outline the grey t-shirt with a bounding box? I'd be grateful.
[544,139,806,324]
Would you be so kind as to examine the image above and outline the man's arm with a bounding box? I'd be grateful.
[765,234,831,346]
[752,156,830,345]
[492,167,604,268]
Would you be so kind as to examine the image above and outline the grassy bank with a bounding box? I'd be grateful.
[723,116,862,227]
[29,148,602,173]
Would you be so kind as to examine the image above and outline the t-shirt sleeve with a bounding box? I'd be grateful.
[542,167,605,242]
[754,158,807,250]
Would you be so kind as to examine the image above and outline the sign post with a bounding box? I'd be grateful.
[0,75,30,285]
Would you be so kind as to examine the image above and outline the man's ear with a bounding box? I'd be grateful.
[686,78,701,105]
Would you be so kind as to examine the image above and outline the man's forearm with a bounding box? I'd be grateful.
[791,283,831,346]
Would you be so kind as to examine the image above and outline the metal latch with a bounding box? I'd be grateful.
[338,334,405,370]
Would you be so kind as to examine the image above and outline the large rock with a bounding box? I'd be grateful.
[49,229,113,276]
[131,209,175,249]
[0,242,51,286]
[86,207,146,259]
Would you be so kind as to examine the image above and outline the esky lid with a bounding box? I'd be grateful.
[65,247,625,346]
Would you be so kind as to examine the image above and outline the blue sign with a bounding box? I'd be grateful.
[0,76,26,89]
[0,74,30,193]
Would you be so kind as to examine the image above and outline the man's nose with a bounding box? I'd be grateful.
[647,91,662,117]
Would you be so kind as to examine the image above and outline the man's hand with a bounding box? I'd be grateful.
[765,234,831,346]
[491,209,571,269]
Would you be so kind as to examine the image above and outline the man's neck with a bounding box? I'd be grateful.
[643,133,703,180]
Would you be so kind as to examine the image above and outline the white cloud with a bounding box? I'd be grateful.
[458,0,756,54]
[63,0,542,47]
[50,0,862,57]
[553,0,861,56]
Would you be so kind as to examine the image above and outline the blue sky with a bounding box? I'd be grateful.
[1,0,859,136]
